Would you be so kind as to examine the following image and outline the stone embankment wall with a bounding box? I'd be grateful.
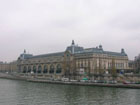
[95,75,140,82]
[0,72,140,83]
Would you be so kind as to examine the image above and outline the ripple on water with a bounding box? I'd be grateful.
[0,79,140,105]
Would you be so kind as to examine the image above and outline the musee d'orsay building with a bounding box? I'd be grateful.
[17,40,129,80]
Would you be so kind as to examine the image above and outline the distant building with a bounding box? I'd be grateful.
[14,41,131,80]
[0,61,3,64]
[134,54,140,73]
[128,60,135,73]
[0,61,17,73]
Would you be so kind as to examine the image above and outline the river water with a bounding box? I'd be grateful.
[0,79,140,105]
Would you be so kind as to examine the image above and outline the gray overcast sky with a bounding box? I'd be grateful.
[0,0,140,62]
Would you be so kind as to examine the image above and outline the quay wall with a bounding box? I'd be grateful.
[0,73,140,89]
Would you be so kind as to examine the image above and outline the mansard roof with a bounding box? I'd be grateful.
[20,41,127,60]
[27,52,64,59]
[66,45,84,53]
[103,51,127,56]
[26,48,126,59]
[74,47,127,57]
[65,41,127,57]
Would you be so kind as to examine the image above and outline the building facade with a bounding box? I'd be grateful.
[15,41,130,80]
[0,61,17,73]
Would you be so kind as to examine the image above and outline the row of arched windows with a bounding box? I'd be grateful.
[22,64,62,74]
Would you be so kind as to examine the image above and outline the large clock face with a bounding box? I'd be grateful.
[67,53,69,57]
[65,52,71,62]
[65,51,71,57]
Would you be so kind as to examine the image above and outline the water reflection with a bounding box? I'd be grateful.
[0,79,140,105]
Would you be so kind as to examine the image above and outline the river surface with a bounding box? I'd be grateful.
[0,79,140,105]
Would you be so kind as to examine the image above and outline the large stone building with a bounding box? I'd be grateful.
[15,41,130,80]
[0,61,17,73]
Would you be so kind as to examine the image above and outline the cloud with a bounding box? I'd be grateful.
[0,0,140,61]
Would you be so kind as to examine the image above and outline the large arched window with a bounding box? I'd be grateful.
[27,66,31,73]
[49,64,54,74]
[33,66,36,73]
[43,65,48,73]
[38,65,42,73]
[23,66,27,73]
[56,64,62,73]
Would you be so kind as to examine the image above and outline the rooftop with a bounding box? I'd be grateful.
[18,40,127,59]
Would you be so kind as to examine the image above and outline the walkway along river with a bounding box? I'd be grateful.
[0,73,140,89]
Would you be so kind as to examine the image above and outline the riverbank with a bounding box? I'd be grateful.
[27,78,140,89]
[0,73,28,81]
[0,73,140,89]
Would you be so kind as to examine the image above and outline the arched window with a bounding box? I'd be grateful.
[27,66,31,73]
[23,66,27,73]
[56,64,62,73]
[33,66,36,73]
[38,65,42,73]
[49,64,54,74]
[43,65,48,73]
